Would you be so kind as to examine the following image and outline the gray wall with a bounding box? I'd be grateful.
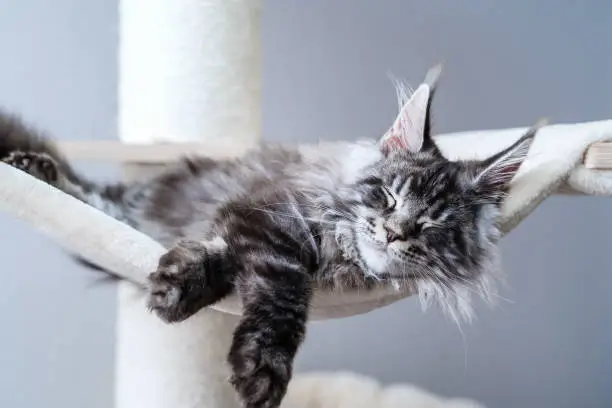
[1,1,611,407]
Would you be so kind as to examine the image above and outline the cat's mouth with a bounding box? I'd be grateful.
[357,235,422,280]
[367,235,409,253]
[362,235,408,256]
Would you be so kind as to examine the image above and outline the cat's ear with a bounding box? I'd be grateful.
[472,119,547,190]
[379,64,442,156]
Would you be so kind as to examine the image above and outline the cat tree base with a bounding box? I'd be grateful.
[115,285,241,408]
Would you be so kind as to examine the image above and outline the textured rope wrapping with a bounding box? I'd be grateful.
[116,1,262,407]
[119,0,262,145]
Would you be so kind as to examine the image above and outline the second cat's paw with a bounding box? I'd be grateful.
[2,151,58,182]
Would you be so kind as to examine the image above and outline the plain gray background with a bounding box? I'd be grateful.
[0,1,611,407]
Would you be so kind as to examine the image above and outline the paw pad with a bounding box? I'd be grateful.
[146,240,210,323]
[2,151,58,182]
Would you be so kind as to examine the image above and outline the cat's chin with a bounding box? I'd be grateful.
[355,236,389,275]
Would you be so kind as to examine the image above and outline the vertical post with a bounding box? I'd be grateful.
[115,1,262,407]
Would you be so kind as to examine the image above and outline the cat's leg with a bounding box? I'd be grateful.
[229,268,312,408]
[147,237,235,323]
[2,150,59,183]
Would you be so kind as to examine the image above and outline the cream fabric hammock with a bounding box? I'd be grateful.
[2,1,612,407]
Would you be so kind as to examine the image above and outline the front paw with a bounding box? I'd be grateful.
[2,151,58,182]
[229,348,292,408]
[147,240,211,323]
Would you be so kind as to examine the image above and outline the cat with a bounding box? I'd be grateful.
[0,66,541,408]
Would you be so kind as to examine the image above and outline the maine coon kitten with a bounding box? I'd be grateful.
[0,67,540,408]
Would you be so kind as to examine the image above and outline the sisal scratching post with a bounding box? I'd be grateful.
[115,1,261,407]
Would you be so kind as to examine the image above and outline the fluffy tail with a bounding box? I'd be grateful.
[0,110,132,223]
[0,110,142,275]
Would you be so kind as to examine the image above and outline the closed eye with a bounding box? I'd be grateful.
[381,187,396,210]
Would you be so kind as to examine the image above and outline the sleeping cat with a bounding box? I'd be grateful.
[0,66,541,408]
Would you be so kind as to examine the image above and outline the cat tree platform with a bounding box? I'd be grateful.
[3,120,612,321]
[2,1,612,407]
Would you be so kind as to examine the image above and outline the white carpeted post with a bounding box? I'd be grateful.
[115,1,262,408]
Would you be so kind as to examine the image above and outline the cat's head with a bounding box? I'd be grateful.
[350,65,542,321]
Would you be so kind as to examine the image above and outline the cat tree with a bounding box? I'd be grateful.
[2,1,612,407]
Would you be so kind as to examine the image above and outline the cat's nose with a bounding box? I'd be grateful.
[384,226,404,243]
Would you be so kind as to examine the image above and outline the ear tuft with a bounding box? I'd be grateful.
[474,118,547,190]
[424,63,443,90]
[379,83,430,155]
[379,64,444,156]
